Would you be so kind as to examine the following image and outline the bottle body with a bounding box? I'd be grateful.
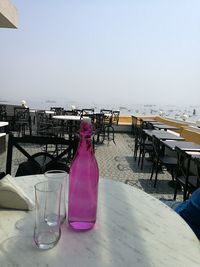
[68,120,99,230]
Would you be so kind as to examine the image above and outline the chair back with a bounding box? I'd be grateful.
[93,113,104,132]
[134,124,142,143]
[152,135,162,161]
[112,110,120,125]
[175,146,192,179]
[50,107,64,115]
[64,110,78,116]
[100,109,113,126]
[14,107,30,122]
[36,110,53,136]
[81,109,95,123]
[6,134,78,175]
[36,110,48,124]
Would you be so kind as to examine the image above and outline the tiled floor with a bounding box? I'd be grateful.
[0,133,183,205]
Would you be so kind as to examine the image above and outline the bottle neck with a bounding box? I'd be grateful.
[79,135,93,151]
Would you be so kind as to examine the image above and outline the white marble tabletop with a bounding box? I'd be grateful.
[45,110,55,114]
[0,175,200,267]
[0,121,8,128]
[53,115,81,121]
[53,115,90,121]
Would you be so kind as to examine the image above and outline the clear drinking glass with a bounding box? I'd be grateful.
[45,170,68,224]
[33,181,62,250]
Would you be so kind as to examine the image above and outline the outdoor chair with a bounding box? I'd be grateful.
[112,110,120,126]
[173,147,200,201]
[133,124,143,160]
[150,135,177,188]
[36,110,64,152]
[62,110,81,138]
[92,113,105,145]
[137,130,153,170]
[50,107,64,115]
[14,107,32,136]
[81,109,95,123]
[131,115,138,136]
[6,133,78,176]
[100,109,115,144]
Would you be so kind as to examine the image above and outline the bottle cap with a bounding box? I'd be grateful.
[80,117,92,136]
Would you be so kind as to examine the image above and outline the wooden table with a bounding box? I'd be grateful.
[0,175,200,267]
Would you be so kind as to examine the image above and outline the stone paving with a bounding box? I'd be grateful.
[0,133,183,205]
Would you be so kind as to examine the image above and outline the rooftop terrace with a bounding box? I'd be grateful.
[0,132,183,206]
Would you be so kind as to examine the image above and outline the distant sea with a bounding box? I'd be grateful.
[1,98,200,124]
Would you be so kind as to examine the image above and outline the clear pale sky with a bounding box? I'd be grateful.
[1,0,200,107]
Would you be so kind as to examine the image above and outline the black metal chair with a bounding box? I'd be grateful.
[81,109,95,123]
[50,107,64,115]
[14,107,32,136]
[131,116,138,136]
[174,147,199,201]
[150,135,177,188]
[36,110,62,137]
[137,130,153,170]
[133,124,142,161]
[6,134,78,176]
[100,109,115,144]
[92,113,105,145]
[112,110,120,126]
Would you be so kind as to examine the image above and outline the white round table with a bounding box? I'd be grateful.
[0,175,200,267]
[53,115,81,121]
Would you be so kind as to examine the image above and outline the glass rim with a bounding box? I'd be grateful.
[34,181,62,192]
[45,170,68,175]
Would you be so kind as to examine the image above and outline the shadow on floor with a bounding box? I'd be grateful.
[123,156,153,173]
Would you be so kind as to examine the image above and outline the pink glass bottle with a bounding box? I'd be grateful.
[68,118,99,230]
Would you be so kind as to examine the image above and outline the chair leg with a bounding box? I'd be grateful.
[150,162,155,180]
[154,163,159,188]
[138,149,142,166]
[141,151,145,170]
[173,182,178,200]
[110,126,115,144]
[133,143,138,161]
[183,186,187,201]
